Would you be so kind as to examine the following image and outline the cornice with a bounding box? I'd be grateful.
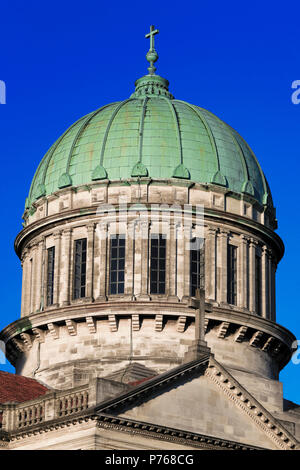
[206,357,300,450]
[15,202,283,260]
[96,413,264,450]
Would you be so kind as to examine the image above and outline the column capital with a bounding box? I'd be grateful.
[218,229,229,237]
[34,236,44,246]
[53,230,62,240]
[240,234,249,243]
[98,220,108,231]
[249,237,259,247]
[62,227,73,236]
[30,242,39,250]
[21,249,29,263]
[87,223,96,234]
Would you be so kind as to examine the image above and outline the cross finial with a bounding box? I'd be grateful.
[145,25,159,51]
[145,25,159,75]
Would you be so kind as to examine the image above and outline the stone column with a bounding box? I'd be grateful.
[53,230,62,308]
[262,245,268,319]
[24,249,32,316]
[125,221,135,298]
[168,221,178,300]
[86,224,95,301]
[249,238,257,313]
[217,230,228,304]
[36,237,45,312]
[20,250,29,317]
[137,221,150,300]
[30,243,38,314]
[60,228,72,306]
[271,259,276,321]
[238,235,248,309]
[206,227,217,301]
[97,221,108,301]
[182,223,192,300]
[93,223,101,301]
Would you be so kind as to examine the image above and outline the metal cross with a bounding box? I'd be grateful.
[145,25,159,51]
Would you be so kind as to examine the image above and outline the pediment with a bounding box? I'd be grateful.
[96,356,298,450]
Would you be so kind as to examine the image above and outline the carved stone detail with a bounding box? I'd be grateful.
[65,319,77,336]
[234,326,248,343]
[108,314,118,332]
[249,331,263,348]
[217,321,230,339]
[132,314,140,331]
[155,314,163,332]
[176,316,186,333]
[47,323,59,340]
[86,316,96,334]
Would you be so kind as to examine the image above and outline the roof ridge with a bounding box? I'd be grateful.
[95,353,210,413]
[206,357,299,450]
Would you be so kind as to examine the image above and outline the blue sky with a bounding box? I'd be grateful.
[0,0,299,402]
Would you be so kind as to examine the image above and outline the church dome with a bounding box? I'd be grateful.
[26,74,272,210]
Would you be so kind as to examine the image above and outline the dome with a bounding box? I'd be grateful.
[26,74,271,210]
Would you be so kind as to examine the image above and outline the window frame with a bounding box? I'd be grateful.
[46,246,55,306]
[150,234,166,295]
[190,237,204,297]
[109,234,126,295]
[227,244,238,305]
[73,238,87,300]
[255,253,262,315]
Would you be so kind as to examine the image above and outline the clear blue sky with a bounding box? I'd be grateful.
[0,0,299,402]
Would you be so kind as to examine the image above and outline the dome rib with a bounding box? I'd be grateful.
[99,99,133,170]
[199,106,250,185]
[62,103,117,185]
[174,100,221,173]
[28,115,87,204]
[131,97,149,177]
[162,97,183,166]
[228,124,269,200]
[138,97,149,164]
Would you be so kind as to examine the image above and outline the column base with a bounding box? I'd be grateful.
[184,340,211,363]
[136,294,151,301]
[95,295,108,303]
[167,295,180,302]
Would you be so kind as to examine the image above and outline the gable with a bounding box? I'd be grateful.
[117,371,277,449]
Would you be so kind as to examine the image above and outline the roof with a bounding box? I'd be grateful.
[95,354,299,450]
[0,371,49,404]
[26,73,272,211]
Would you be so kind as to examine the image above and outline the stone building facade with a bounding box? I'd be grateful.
[0,29,299,450]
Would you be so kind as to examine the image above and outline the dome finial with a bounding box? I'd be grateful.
[145,25,159,75]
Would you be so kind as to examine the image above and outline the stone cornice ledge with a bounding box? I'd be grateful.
[206,357,300,450]
[208,308,296,349]
[96,413,264,450]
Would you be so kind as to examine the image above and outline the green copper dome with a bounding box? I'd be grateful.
[26,73,271,209]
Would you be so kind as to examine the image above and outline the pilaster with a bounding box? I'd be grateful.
[218,229,229,304]
[86,224,95,301]
[60,228,72,306]
[53,230,62,308]
[249,238,257,313]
